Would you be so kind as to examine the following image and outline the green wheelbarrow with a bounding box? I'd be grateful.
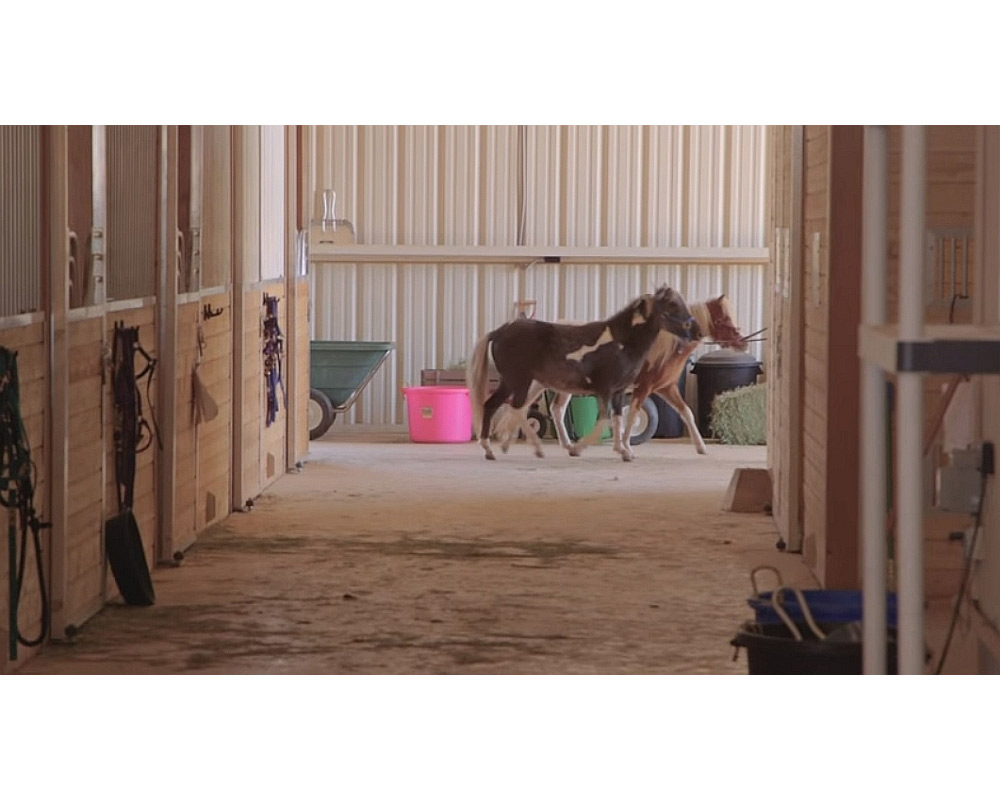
[309,340,395,440]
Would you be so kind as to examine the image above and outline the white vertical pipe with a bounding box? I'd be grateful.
[861,126,889,674]
[897,125,926,674]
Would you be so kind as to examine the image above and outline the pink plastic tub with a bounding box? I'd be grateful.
[402,386,472,443]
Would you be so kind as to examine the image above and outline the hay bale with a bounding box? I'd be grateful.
[710,383,766,445]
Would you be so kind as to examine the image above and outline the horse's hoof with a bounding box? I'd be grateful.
[535,449,545,459]
[568,449,581,457]
[621,452,634,463]
[485,452,496,461]
[501,444,510,454]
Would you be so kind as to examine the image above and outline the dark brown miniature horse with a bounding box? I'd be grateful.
[467,286,699,460]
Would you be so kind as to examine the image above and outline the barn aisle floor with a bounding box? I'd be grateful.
[21,429,818,674]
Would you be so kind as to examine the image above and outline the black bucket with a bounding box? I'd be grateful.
[731,621,899,674]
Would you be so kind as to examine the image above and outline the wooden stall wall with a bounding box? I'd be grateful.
[0,321,49,672]
[1,125,310,674]
[195,290,233,534]
[65,316,105,626]
[237,282,291,504]
[788,126,978,592]
[766,126,804,553]
[172,291,233,552]
[800,125,830,576]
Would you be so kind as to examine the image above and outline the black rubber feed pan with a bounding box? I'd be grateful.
[104,509,156,606]
[731,622,899,674]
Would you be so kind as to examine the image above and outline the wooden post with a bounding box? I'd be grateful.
[823,126,865,589]
[156,126,179,564]
[46,126,70,640]
[231,126,247,510]
[284,126,300,472]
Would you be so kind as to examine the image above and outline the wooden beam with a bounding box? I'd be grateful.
[284,126,301,473]
[825,125,865,589]
[786,126,806,553]
[231,127,248,511]
[155,126,179,564]
[45,126,70,641]
[307,243,770,266]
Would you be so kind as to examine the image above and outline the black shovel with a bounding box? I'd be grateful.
[104,508,155,606]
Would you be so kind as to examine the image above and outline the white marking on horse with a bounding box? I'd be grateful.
[631,311,645,326]
[566,327,613,361]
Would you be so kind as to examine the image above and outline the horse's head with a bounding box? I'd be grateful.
[650,285,701,341]
[706,294,747,351]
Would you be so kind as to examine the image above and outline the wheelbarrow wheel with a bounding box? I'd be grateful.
[628,397,659,446]
[309,389,337,440]
[518,409,549,440]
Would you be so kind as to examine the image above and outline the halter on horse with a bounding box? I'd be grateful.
[466,286,700,461]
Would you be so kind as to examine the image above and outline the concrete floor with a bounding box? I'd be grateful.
[22,427,964,675]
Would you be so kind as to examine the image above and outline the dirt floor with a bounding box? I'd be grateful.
[21,429,824,674]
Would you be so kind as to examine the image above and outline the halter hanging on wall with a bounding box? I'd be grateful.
[263,294,286,427]
[104,322,159,607]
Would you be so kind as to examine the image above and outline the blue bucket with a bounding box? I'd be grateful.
[748,590,898,628]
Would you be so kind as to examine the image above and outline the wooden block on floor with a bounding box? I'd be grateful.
[722,467,773,513]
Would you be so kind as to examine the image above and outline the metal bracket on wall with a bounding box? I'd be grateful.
[89,227,106,306]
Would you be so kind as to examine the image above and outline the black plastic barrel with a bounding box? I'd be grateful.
[690,350,762,438]
[731,622,900,674]
[653,357,691,438]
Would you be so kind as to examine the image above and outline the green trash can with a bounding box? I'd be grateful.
[567,396,612,441]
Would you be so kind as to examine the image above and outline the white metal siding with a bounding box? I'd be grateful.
[106,125,158,300]
[0,126,42,317]
[304,125,768,425]
[260,126,285,280]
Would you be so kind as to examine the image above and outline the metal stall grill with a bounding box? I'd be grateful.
[107,125,159,301]
[0,126,42,317]
[201,126,233,288]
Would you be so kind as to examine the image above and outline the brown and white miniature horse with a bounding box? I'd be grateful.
[494,295,746,461]
[467,286,700,461]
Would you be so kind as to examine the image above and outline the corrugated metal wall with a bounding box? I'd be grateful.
[0,126,42,317]
[107,125,159,300]
[303,125,768,425]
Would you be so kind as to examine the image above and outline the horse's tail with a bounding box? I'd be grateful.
[467,331,494,439]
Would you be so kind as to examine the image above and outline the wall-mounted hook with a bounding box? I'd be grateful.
[202,303,224,321]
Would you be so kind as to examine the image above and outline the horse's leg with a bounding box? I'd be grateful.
[549,392,575,452]
[500,383,545,455]
[480,383,511,460]
[505,383,545,458]
[494,405,517,453]
[661,383,707,454]
[568,395,611,457]
[619,392,646,462]
[611,391,633,462]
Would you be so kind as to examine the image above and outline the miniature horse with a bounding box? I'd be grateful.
[467,286,699,461]
[494,295,746,461]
